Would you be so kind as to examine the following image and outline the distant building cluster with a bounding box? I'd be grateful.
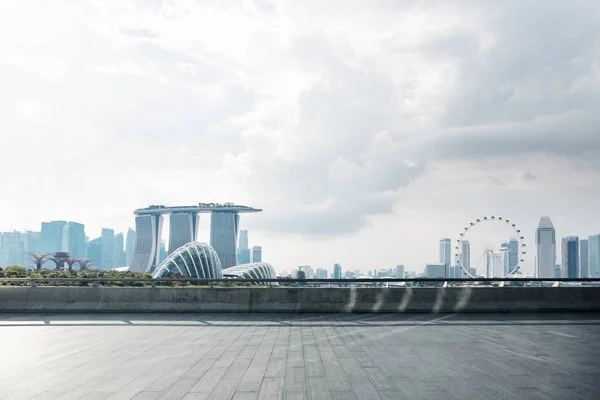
[535,217,599,279]
[0,221,134,270]
[236,230,262,265]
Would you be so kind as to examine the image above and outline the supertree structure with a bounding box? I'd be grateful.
[48,252,71,270]
[64,259,78,271]
[27,252,49,271]
[74,258,93,270]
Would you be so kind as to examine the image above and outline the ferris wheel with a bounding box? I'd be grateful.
[455,216,526,278]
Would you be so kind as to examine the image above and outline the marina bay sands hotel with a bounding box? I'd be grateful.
[129,203,261,273]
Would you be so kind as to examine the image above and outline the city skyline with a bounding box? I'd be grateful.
[2,212,599,278]
[1,1,599,274]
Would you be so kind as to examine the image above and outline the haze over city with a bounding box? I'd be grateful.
[1,0,599,274]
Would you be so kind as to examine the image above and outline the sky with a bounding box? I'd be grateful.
[1,0,600,275]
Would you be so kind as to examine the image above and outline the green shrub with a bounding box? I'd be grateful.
[3,265,27,278]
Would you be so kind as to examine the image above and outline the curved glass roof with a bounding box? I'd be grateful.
[222,262,277,282]
[152,242,222,279]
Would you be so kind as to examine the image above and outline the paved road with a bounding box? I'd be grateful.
[0,313,599,400]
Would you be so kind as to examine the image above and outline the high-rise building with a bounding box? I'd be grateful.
[113,233,125,268]
[554,264,562,278]
[125,228,136,266]
[333,263,342,279]
[40,221,66,253]
[561,236,579,278]
[168,213,199,255]
[62,222,86,258]
[238,249,251,264]
[23,231,40,253]
[536,217,556,278]
[426,263,446,278]
[237,230,251,264]
[239,230,249,251]
[439,238,451,275]
[460,240,470,277]
[210,211,240,269]
[590,234,600,278]
[129,214,164,273]
[86,238,102,268]
[0,246,7,268]
[508,239,519,274]
[101,228,114,270]
[0,232,25,267]
[396,264,405,278]
[580,239,589,278]
[316,268,328,279]
[252,246,262,263]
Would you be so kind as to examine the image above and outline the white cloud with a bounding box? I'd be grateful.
[0,0,599,274]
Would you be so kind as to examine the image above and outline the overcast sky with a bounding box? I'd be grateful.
[1,0,599,275]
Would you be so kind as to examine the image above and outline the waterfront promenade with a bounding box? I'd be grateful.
[1,313,599,399]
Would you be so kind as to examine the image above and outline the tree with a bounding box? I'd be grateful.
[3,265,27,278]
[296,270,306,280]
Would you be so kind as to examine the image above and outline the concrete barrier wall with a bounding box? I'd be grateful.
[0,286,599,313]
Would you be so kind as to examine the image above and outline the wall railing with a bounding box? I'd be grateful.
[1,277,599,288]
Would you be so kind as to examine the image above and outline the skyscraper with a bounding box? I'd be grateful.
[0,232,25,266]
[210,211,240,269]
[589,235,600,278]
[508,239,519,274]
[239,230,249,251]
[113,233,125,268]
[439,238,451,266]
[129,214,163,273]
[580,239,589,278]
[396,264,405,278]
[23,231,40,253]
[237,230,251,264]
[561,236,579,278]
[86,238,102,267]
[252,246,262,263]
[333,263,342,279]
[460,240,470,277]
[125,228,136,266]
[101,228,114,270]
[62,222,86,258]
[40,221,66,252]
[535,217,556,278]
[168,212,199,254]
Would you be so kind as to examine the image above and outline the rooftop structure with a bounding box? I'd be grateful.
[134,203,262,215]
[130,203,262,273]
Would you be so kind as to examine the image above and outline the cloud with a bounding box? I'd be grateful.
[118,27,158,39]
[0,0,599,274]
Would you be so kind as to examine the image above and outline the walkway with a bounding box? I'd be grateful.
[0,313,599,399]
